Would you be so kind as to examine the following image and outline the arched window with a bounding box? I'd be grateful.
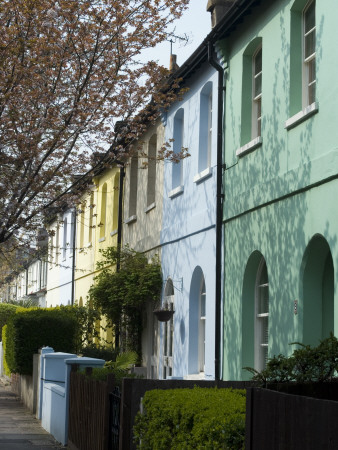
[252,46,262,139]
[129,157,138,218]
[199,278,206,372]
[189,267,206,375]
[100,183,107,239]
[147,134,157,207]
[255,258,269,371]
[172,109,184,189]
[199,82,213,173]
[240,38,263,146]
[62,217,67,260]
[289,0,316,116]
[163,279,174,379]
[88,192,94,244]
[113,173,120,232]
[242,251,269,378]
[79,204,85,250]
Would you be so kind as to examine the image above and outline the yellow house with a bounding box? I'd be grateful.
[75,163,121,345]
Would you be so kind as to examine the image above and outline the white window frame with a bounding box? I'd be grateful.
[252,46,262,139]
[303,0,316,108]
[254,258,269,371]
[199,278,206,373]
[162,280,174,379]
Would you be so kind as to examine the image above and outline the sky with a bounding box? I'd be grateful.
[141,1,211,68]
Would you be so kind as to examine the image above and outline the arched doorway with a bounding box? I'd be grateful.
[301,234,334,346]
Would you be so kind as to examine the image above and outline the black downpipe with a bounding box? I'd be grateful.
[208,41,224,381]
[117,163,125,263]
[115,163,125,349]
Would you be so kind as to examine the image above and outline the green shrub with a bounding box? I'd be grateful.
[133,387,246,450]
[80,344,117,361]
[0,303,18,339]
[244,333,338,384]
[5,307,78,375]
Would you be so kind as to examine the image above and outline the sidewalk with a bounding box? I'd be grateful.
[0,378,66,450]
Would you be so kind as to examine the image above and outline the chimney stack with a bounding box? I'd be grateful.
[207,0,236,28]
[169,54,179,72]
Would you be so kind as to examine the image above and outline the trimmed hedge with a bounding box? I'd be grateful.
[4,307,78,375]
[133,387,246,449]
[0,303,18,339]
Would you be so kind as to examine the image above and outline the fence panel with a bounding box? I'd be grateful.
[68,367,115,450]
[246,387,338,450]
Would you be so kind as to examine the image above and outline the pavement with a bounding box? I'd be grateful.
[0,378,66,450]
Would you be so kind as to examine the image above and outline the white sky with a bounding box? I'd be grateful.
[141,1,211,68]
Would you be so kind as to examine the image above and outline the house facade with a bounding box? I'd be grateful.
[214,0,338,380]
[160,60,219,380]
[122,119,165,378]
[45,207,75,307]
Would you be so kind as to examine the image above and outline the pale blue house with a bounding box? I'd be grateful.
[159,55,220,380]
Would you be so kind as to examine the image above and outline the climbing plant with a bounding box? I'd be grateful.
[89,246,162,362]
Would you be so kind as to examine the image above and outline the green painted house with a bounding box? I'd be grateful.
[211,0,337,380]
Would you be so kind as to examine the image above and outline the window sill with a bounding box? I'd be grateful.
[98,237,105,243]
[145,202,156,213]
[236,136,262,157]
[110,229,118,236]
[193,167,213,184]
[285,102,319,130]
[168,185,184,199]
[125,215,137,225]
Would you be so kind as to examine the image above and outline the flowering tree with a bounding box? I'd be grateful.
[0,0,189,249]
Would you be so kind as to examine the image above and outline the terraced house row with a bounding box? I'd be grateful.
[2,0,338,382]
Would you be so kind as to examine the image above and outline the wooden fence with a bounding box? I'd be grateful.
[245,387,338,449]
[68,366,115,450]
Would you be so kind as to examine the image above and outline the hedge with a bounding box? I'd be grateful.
[133,387,246,449]
[0,303,18,339]
[4,307,78,375]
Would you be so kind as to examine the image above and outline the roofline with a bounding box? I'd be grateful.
[171,0,262,82]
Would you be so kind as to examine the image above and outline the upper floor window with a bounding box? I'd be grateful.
[99,183,107,239]
[172,108,184,190]
[252,47,262,139]
[79,204,85,250]
[198,82,213,173]
[63,217,67,260]
[88,192,94,244]
[147,134,157,207]
[239,37,262,151]
[112,173,120,231]
[129,157,138,219]
[303,0,316,107]
[287,0,318,125]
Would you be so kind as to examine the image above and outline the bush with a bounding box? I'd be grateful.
[80,344,118,361]
[133,387,246,450]
[0,303,18,339]
[244,333,338,384]
[5,307,78,375]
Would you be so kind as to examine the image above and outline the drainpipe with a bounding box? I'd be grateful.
[117,163,125,264]
[208,41,225,381]
[71,208,76,306]
[115,162,125,349]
